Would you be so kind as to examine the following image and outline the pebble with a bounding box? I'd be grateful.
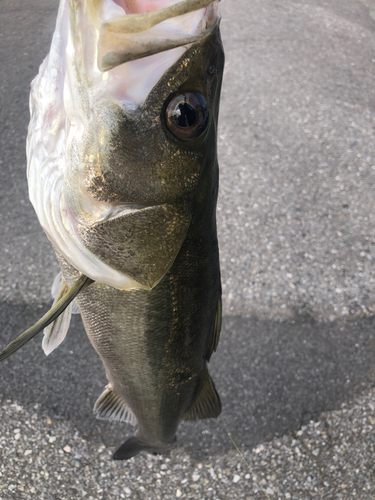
[0,388,374,499]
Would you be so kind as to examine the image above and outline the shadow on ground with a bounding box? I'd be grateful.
[1,302,375,460]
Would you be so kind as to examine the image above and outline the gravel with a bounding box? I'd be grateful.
[1,389,374,499]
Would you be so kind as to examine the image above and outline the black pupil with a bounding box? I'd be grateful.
[174,102,196,128]
[165,92,209,141]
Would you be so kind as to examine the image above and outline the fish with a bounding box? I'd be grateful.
[9,0,225,460]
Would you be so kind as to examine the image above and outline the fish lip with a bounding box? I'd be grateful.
[98,2,220,71]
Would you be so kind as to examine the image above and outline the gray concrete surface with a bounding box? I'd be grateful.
[218,0,375,321]
[1,0,375,498]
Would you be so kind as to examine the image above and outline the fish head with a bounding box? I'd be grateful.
[27,0,224,290]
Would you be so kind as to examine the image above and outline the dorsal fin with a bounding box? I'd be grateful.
[183,369,221,421]
[206,297,222,361]
[94,386,137,426]
[71,300,80,315]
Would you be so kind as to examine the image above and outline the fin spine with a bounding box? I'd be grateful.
[183,368,221,421]
[94,386,137,426]
[206,296,222,361]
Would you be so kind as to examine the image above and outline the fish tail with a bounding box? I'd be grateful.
[112,435,177,461]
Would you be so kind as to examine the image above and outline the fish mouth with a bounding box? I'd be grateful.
[98,0,220,71]
[88,0,220,104]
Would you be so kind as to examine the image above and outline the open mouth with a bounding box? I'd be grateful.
[113,0,182,15]
[98,0,219,71]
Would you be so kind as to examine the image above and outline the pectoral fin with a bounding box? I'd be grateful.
[71,300,80,315]
[50,272,80,314]
[42,305,72,356]
[183,369,221,420]
[42,275,72,355]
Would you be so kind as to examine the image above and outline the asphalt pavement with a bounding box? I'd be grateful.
[0,0,375,498]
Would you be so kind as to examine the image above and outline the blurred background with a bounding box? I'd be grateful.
[0,0,374,498]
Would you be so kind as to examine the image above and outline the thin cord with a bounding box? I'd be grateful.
[220,416,271,500]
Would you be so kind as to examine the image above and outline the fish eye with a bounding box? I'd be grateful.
[165,92,209,142]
